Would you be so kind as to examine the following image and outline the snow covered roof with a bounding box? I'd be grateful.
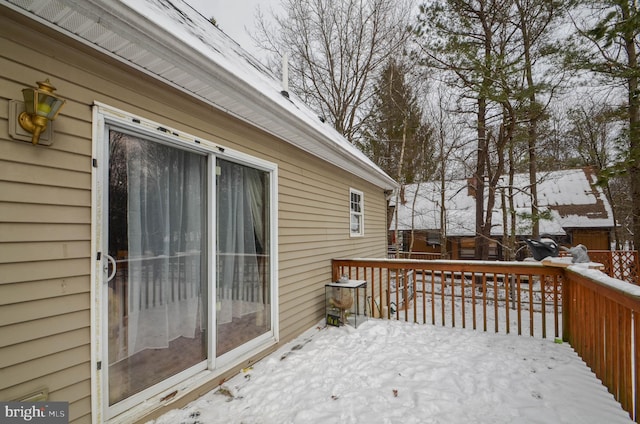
[3,0,397,190]
[390,168,614,236]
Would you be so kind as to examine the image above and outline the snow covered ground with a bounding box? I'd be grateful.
[149,317,633,424]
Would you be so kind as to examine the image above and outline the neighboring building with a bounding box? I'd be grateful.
[0,1,396,423]
[390,168,614,259]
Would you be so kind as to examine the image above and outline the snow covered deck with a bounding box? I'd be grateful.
[151,317,632,424]
[149,258,640,423]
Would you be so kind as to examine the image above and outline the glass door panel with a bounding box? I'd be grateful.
[107,130,207,405]
[216,159,271,356]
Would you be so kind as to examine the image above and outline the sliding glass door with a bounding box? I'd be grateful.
[100,115,276,412]
[106,130,208,405]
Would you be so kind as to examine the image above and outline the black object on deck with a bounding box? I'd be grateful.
[525,238,559,261]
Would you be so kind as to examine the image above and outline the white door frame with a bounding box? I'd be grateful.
[90,102,279,423]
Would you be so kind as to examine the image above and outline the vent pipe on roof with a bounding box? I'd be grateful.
[281,52,289,98]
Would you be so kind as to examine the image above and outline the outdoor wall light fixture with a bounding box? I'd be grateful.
[17,79,66,145]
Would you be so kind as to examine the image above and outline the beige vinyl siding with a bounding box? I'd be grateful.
[0,8,389,423]
[0,11,93,424]
[277,156,388,341]
[0,241,90,264]
[0,309,89,346]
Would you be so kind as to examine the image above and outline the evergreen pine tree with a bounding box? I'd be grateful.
[359,60,433,185]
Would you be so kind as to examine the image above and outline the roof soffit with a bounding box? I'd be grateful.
[2,0,397,190]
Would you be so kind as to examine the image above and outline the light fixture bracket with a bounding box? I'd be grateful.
[8,100,54,145]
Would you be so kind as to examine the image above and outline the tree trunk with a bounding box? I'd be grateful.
[440,138,448,258]
[409,182,421,256]
[613,0,640,251]
[394,117,409,258]
[623,4,640,250]
[475,96,488,259]
[516,0,539,239]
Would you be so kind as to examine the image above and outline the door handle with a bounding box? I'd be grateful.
[106,254,117,282]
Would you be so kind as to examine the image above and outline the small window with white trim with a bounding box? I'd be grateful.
[350,188,364,236]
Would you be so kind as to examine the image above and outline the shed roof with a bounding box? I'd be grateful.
[390,168,614,236]
[3,0,397,190]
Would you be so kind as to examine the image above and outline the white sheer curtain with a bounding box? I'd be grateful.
[124,136,205,355]
[217,159,266,324]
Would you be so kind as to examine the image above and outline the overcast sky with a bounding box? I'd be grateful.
[185,0,281,56]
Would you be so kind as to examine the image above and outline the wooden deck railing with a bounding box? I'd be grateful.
[333,258,564,338]
[331,258,640,422]
[562,268,640,422]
